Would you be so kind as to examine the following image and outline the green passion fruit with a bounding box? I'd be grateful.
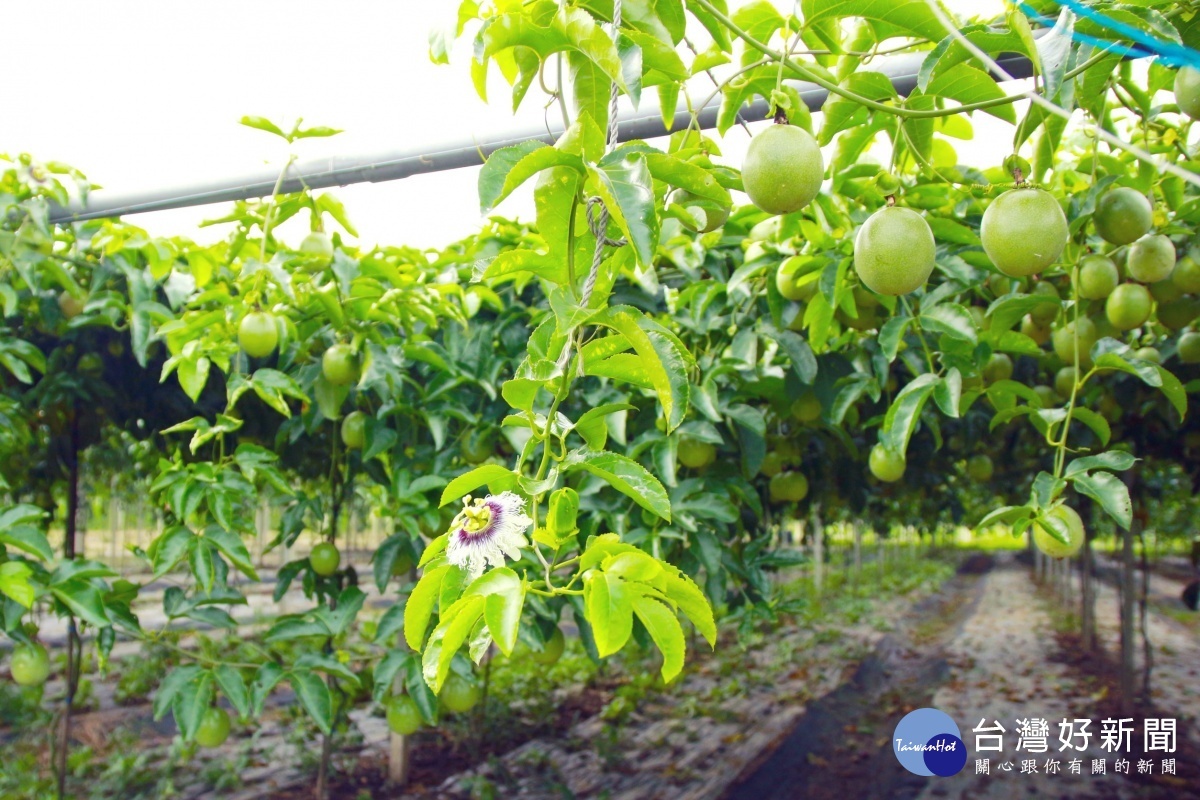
[1032,504,1085,558]
[1105,283,1152,331]
[238,311,279,358]
[769,471,809,503]
[853,206,936,296]
[1076,255,1119,300]
[869,444,905,482]
[1093,188,1153,246]
[741,124,824,215]
[1127,235,1176,283]
[1174,66,1200,119]
[678,439,716,469]
[980,188,1068,278]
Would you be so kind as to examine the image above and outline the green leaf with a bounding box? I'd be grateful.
[203,527,258,581]
[405,563,451,650]
[465,568,525,657]
[440,465,519,507]
[881,373,938,455]
[1071,408,1112,446]
[0,562,35,608]
[565,448,671,522]
[51,580,110,628]
[1073,471,1132,530]
[584,570,633,657]
[1064,451,1137,478]
[590,305,690,432]
[978,504,1033,529]
[660,566,716,646]
[479,143,583,213]
[421,593,485,692]
[1153,365,1187,421]
[250,663,285,716]
[774,330,818,383]
[588,153,657,266]
[575,403,635,450]
[214,665,250,718]
[643,153,730,206]
[240,116,287,138]
[173,672,214,741]
[630,591,686,682]
[926,64,1016,123]
[291,670,333,735]
[0,523,52,561]
[371,650,409,704]
[920,303,977,344]
[153,665,204,721]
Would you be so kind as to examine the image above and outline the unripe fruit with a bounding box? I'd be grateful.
[1151,276,1184,305]
[194,707,231,748]
[1172,255,1200,294]
[1127,235,1176,283]
[769,471,809,503]
[1032,505,1085,558]
[1021,315,1051,345]
[341,411,367,449]
[982,353,1013,384]
[1175,66,1200,119]
[58,293,85,320]
[1054,367,1077,400]
[531,627,565,666]
[869,444,905,483]
[1029,281,1060,326]
[1077,255,1119,300]
[1052,317,1098,368]
[776,258,819,302]
[1158,298,1200,331]
[853,206,936,296]
[1034,385,1059,408]
[741,124,824,215]
[10,642,50,687]
[322,344,360,386]
[670,189,728,232]
[310,542,341,576]
[299,232,334,266]
[791,391,822,423]
[1105,283,1152,331]
[1134,346,1161,364]
[678,439,716,469]
[966,454,993,482]
[760,451,785,478]
[386,695,423,735]
[1179,331,1200,363]
[980,188,1068,277]
[1094,188,1153,246]
[238,311,279,358]
[440,674,481,713]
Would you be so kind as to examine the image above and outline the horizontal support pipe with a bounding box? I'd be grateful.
[48,52,1034,224]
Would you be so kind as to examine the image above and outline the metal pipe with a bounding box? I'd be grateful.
[47,52,1034,224]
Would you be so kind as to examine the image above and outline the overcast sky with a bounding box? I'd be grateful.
[3,0,1011,251]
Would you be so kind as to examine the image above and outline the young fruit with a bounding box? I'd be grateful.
[1076,255,1119,300]
[1029,281,1060,326]
[1158,298,1200,331]
[1051,317,1098,368]
[341,411,367,449]
[1179,331,1200,364]
[790,391,822,423]
[758,453,787,483]
[531,627,565,666]
[1094,188,1153,246]
[678,439,716,469]
[670,189,728,232]
[440,674,481,713]
[1175,66,1200,119]
[1021,315,1051,345]
[299,232,334,266]
[322,344,359,386]
[459,433,494,464]
[853,206,936,295]
[980,188,1068,277]
[1105,283,1152,331]
[386,695,423,736]
[194,707,232,748]
[769,471,809,503]
[1172,255,1200,294]
[1134,346,1161,364]
[966,454,994,482]
[1127,235,1175,283]
[310,542,341,576]
[10,642,50,687]
[57,292,85,320]
[775,258,819,302]
[1150,276,1184,305]
[1032,505,1085,559]
[238,311,279,358]
[1054,367,1077,400]
[982,353,1013,384]
[1034,385,1059,408]
[869,444,905,483]
[741,124,824,215]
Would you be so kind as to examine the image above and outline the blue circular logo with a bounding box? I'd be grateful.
[892,708,966,777]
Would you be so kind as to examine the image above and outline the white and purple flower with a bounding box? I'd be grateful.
[445,492,532,579]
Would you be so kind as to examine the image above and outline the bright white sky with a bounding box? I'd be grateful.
[3,0,1011,251]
